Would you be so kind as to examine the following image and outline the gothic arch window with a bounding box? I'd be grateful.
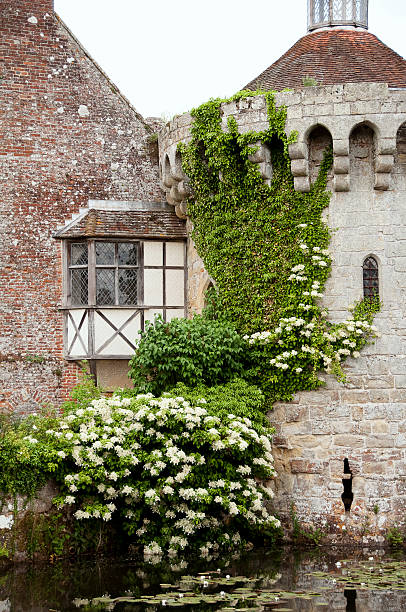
[363,256,379,299]
[307,125,333,185]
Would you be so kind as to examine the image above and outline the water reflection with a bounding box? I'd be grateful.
[0,548,405,611]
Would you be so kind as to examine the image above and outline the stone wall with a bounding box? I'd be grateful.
[0,482,58,562]
[0,0,163,412]
[159,82,406,533]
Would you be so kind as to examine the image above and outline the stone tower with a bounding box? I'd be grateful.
[159,0,406,540]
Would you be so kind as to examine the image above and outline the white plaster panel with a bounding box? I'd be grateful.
[144,269,163,305]
[144,308,164,325]
[166,308,185,321]
[144,241,163,266]
[94,311,115,352]
[67,310,88,356]
[166,241,185,267]
[98,334,133,356]
[165,269,185,306]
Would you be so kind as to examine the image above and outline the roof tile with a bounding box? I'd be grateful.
[244,29,406,91]
[55,209,187,239]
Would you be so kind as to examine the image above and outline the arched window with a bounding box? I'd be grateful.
[363,256,379,299]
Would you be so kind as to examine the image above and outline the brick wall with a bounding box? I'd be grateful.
[0,0,163,412]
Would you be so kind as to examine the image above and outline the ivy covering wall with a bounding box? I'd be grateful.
[179,91,379,404]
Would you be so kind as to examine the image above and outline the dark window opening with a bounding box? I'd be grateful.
[342,458,353,513]
[363,256,379,299]
[344,589,357,612]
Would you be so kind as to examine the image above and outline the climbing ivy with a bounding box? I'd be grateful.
[179,91,380,403]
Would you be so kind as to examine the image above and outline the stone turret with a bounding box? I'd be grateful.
[159,0,406,539]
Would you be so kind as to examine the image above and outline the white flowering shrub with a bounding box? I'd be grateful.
[48,393,280,562]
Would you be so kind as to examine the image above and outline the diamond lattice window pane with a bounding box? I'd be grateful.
[314,0,328,22]
[96,242,115,265]
[71,269,88,305]
[118,243,138,266]
[71,243,88,266]
[96,269,115,305]
[118,269,138,305]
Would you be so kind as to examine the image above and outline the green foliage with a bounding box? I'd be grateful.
[60,371,101,415]
[302,76,319,87]
[290,504,325,546]
[0,410,62,497]
[0,543,9,559]
[24,354,46,364]
[128,315,245,395]
[387,526,404,548]
[168,378,269,428]
[24,510,116,559]
[178,91,380,404]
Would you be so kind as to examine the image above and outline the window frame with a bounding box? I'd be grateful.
[362,255,379,300]
[63,238,187,318]
[66,239,142,307]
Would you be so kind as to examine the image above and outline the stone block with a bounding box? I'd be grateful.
[367,389,391,403]
[339,390,370,404]
[334,175,350,191]
[375,173,391,191]
[288,142,307,160]
[344,82,388,102]
[334,156,349,174]
[395,433,406,447]
[333,434,365,448]
[333,139,350,156]
[286,105,302,119]
[331,420,353,435]
[351,101,381,114]
[290,459,328,474]
[381,102,398,113]
[291,158,308,177]
[284,405,309,422]
[312,420,333,434]
[333,102,351,115]
[351,406,364,421]
[282,421,312,436]
[293,176,310,192]
[294,434,332,449]
[370,419,390,434]
[394,375,406,388]
[376,155,394,173]
[274,92,301,107]
[367,435,395,448]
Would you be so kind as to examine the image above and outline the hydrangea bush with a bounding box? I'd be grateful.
[47,393,280,563]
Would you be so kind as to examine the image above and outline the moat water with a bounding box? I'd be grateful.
[0,547,405,611]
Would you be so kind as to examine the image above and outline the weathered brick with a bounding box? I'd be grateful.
[0,1,162,411]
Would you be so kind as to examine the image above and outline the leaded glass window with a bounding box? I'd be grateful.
[363,256,379,299]
[95,241,139,305]
[69,243,88,305]
[69,241,139,306]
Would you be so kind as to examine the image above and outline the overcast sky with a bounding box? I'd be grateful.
[54,0,406,119]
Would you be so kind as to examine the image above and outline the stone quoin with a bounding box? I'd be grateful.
[0,0,405,536]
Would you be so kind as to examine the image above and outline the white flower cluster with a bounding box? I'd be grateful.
[47,393,280,560]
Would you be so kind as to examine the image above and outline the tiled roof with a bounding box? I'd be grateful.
[55,208,187,239]
[244,29,406,91]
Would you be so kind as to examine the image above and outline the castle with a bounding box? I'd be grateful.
[1,0,405,534]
